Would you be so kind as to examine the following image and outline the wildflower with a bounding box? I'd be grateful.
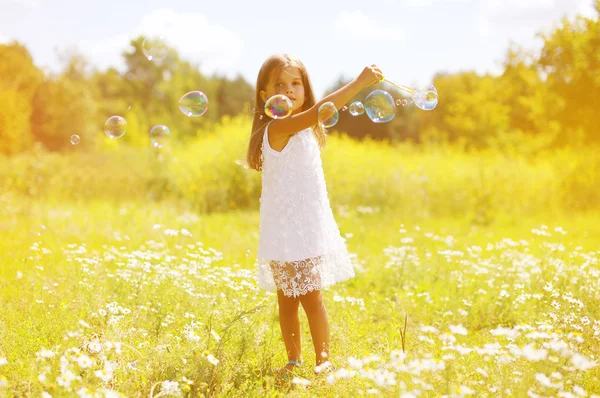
[87,340,102,353]
[160,381,182,396]
[571,354,596,371]
[74,354,93,368]
[390,350,406,362]
[348,356,363,369]
[420,325,438,333]
[315,361,332,373]
[37,348,56,359]
[292,377,311,386]
[476,368,489,378]
[449,325,468,335]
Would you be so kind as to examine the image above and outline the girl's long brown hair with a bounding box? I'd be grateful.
[246,54,326,171]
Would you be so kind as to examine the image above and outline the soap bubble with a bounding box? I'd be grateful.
[341,105,348,112]
[179,91,209,117]
[104,116,127,139]
[318,102,339,128]
[70,134,80,145]
[150,125,171,148]
[402,99,408,106]
[348,101,365,116]
[413,85,438,111]
[365,90,396,123]
[265,94,293,119]
[142,36,168,62]
[395,99,402,106]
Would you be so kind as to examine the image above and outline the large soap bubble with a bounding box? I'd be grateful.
[179,91,209,117]
[348,101,365,116]
[104,116,127,139]
[318,102,339,128]
[413,85,439,111]
[142,36,168,62]
[265,94,293,119]
[150,125,171,148]
[364,90,396,123]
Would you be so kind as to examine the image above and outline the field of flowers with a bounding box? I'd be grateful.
[1,116,599,396]
[1,194,599,396]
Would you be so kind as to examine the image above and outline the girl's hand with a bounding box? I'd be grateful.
[357,65,384,89]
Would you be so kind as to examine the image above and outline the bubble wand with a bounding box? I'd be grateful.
[381,77,416,95]
[380,77,438,111]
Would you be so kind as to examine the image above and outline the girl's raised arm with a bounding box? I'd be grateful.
[269,65,383,137]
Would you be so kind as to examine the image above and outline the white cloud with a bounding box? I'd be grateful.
[0,33,8,44]
[403,0,472,6]
[7,0,42,8]
[484,0,555,20]
[334,10,406,42]
[476,0,596,40]
[482,0,595,23]
[81,8,244,77]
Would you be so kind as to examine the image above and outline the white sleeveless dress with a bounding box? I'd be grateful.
[256,121,355,298]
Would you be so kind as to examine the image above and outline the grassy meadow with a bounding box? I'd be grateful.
[1,117,600,397]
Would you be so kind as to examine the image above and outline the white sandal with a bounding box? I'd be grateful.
[314,361,336,375]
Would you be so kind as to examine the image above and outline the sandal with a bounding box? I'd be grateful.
[314,361,336,376]
[275,359,303,380]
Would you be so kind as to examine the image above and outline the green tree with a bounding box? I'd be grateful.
[31,75,97,151]
[0,89,33,154]
[214,74,254,118]
[0,42,43,154]
[0,42,43,99]
[537,6,600,144]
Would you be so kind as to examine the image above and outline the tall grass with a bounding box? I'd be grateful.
[1,115,598,222]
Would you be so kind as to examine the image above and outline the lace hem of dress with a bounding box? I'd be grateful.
[255,252,356,298]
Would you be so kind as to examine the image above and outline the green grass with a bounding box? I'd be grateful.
[1,197,600,397]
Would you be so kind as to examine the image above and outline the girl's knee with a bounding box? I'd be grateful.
[277,289,300,310]
[300,289,324,313]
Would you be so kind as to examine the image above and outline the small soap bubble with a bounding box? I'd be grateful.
[318,102,339,128]
[365,90,396,123]
[395,99,402,106]
[149,125,171,148]
[348,101,364,116]
[104,116,127,139]
[402,99,408,106]
[179,91,209,117]
[265,95,293,119]
[341,105,348,112]
[70,134,80,145]
[142,36,168,62]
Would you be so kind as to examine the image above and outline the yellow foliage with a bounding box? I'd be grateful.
[0,89,33,154]
[1,116,598,220]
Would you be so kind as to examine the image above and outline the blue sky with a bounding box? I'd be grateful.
[0,0,595,96]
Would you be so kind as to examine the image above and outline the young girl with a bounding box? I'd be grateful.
[246,54,383,377]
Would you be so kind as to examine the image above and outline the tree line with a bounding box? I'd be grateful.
[0,3,598,155]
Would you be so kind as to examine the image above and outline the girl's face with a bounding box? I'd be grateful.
[260,66,306,114]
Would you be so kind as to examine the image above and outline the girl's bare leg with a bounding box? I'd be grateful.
[299,289,330,366]
[276,289,302,371]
